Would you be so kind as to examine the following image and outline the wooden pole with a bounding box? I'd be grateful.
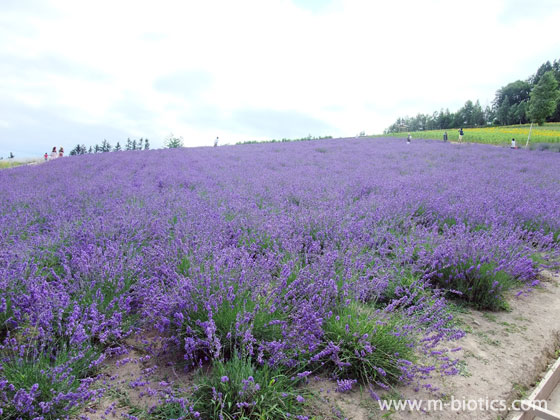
[526,122,533,148]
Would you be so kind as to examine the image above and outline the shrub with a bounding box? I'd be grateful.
[0,337,101,419]
[428,260,517,310]
[317,302,415,386]
[152,356,311,420]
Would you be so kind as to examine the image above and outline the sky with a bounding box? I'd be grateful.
[1,0,560,157]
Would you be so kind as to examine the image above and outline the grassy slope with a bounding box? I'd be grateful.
[0,159,42,169]
[380,123,560,146]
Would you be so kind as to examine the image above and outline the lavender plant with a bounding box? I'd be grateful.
[0,138,558,418]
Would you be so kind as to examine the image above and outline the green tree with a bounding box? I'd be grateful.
[497,95,511,125]
[70,144,81,156]
[472,100,485,126]
[101,139,112,152]
[164,133,184,148]
[114,142,122,151]
[528,71,560,125]
[493,80,531,108]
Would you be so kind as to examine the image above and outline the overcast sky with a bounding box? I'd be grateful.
[1,0,559,157]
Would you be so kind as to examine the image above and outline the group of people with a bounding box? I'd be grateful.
[441,128,463,143]
[44,147,64,161]
[407,128,518,149]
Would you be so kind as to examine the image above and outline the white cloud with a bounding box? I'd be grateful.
[1,0,560,156]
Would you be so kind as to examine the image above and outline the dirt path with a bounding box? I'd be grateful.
[314,270,560,420]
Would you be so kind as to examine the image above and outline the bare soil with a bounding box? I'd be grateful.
[314,270,560,420]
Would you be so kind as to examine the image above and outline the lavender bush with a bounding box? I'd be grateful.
[0,138,558,418]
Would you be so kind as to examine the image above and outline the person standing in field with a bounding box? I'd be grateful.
[50,147,58,159]
[44,152,48,161]
[59,147,64,157]
[443,132,448,142]
[511,138,516,149]
[407,134,411,144]
[458,128,464,142]
[214,137,219,147]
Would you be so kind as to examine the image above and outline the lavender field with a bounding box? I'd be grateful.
[1,138,559,419]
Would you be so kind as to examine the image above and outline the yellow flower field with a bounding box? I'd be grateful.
[384,123,560,145]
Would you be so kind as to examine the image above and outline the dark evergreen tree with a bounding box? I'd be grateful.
[100,139,111,152]
[126,138,132,151]
[144,138,150,150]
[132,139,137,150]
[70,144,81,155]
[114,142,121,151]
[88,146,93,154]
[528,71,560,125]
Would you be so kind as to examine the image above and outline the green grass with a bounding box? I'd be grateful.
[0,339,100,419]
[0,159,41,169]
[428,260,518,310]
[319,302,415,386]
[380,123,560,146]
[150,356,312,420]
[175,285,287,362]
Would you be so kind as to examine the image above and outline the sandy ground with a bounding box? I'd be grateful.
[77,334,192,420]
[75,270,560,420]
[315,270,560,420]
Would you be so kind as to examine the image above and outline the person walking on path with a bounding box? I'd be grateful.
[443,132,448,142]
[511,138,516,149]
[50,147,58,159]
[458,128,464,142]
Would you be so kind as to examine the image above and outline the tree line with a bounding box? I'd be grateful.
[385,58,560,133]
[69,138,150,155]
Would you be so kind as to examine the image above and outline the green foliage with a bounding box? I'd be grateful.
[175,285,286,360]
[381,123,560,145]
[152,356,311,420]
[529,71,560,125]
[320,303,415,385]
[384,57,560,132]
[0,340,100,420]
[164,133,184,148]
[494,80,532,109]
[523,220,560,243]
[429,260,517,310]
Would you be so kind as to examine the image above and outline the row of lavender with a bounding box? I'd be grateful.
[1,138,559,419]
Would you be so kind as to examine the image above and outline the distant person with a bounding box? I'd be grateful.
[443,131,448,142]
[59,147,64,157]
[511,138,516,149]
[50,147,58,159]
[458,128,464,142]
[214,137,219,147]
[407,134,411,144]
[44,152,48,161]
